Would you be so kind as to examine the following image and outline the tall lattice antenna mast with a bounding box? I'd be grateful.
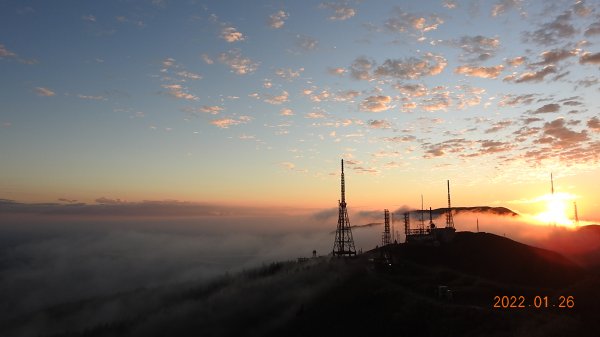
[446,180,455,229]
[382,209,390,246]
[574,202,579,227]
[332,159,356,257]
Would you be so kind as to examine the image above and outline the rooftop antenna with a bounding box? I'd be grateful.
[476,217,479,233]
[420,194,425,233]
[551,173,556,227]
[429,207,434,227]
[446,180,455,229]
[574,202,579,227]
[332,159,356,257]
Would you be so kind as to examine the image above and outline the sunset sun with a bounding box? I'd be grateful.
[534,193,575,227]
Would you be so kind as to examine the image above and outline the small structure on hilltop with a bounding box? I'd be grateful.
[404,180,456,245]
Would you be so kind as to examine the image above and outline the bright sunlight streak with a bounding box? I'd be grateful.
[533,192,576,227]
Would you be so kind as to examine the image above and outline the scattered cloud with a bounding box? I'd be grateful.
[538,118,588,148]
[280,108,294,116]
[587,117,600,132]
[275,67,303,80]
[77,94,105,100]
[523,10,576,46]
[360,95,392,112]
[328,67,346,76]
[319,2,357,21]
[218,49,258,75]
[201,53,214,64]
[264,91,289,105]
[368,120,392,129]
[506,56,526,67]
[385,7,444,36]
[451,35,500,62]
[485,120,513,133]
[81,14,97,22]
[584,20,600,37]
[506,65,557,83]
[370,53,447,80]
[35,87,56,97]
[455,64,504,78]
[161,84,198,101]
[268,10,288,29]
[280,161,295,170]
[0,44,17,59]
[305,111,327,119]
[220,26,245,43]
[533,103,560,114]
[491,0,523,17]
[199,105,224,114]
[176,70,202,80]
[296,35,318,51]
[210,116,251,129]
[534,48,576,65]
[579,52,600,65]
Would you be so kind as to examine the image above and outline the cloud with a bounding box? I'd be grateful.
[385,8,443,35]
[305,111,326,119]
[81,14,96,22]
[360,95,392,112]
[280,108,294,116]
[491,0,523,17]
[478,140,514,154]
[210,116,251,128]
[506,56,526,67]
[385,135,416,143]
[485,120,513,133]
[220,27,245,43]
[452,35,500,62]
[349,56,374,80]
[218,49,258,75]
[587,117,600,132]
[533,103,560,114]
[161,84,198,101]
[268,10,288,29]
[319,2,357,21]
[296,35,318,51]
[584,20,600,36]
[264,91,289,105]
[394,83,428,97]
[455,64,504,78]
[508,65,556,83]
[199,105,224,114]
[275,67,303,80]
[280,162,295,170]
[176,70,202,80]
[538,118,588,148]
[77,94,105,100]
[328,67,346,76]
[534,48,576,65]
[523,11,576,45]
[372,53,447,80]
[579,52,600,65]
[368,120,392,129]
[0,44,17,58]
[201,53,214,64]
[35,87,56,97]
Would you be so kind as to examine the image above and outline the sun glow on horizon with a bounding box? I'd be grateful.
[533,192,577,227]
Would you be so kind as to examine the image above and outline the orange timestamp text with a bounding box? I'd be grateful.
[493,295,575,309]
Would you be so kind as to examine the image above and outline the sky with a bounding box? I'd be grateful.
[1,0,600,223]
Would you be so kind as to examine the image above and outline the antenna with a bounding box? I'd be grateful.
[574,202,579,227]
[477,217,479,233]
[382,209,391,246]
[332,159,356,257]
[420,194,425,233]
[446,180,455,229]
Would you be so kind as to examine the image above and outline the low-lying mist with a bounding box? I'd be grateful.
[0,206,597,321]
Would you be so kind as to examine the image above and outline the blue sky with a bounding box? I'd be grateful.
[1,0,600,218]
